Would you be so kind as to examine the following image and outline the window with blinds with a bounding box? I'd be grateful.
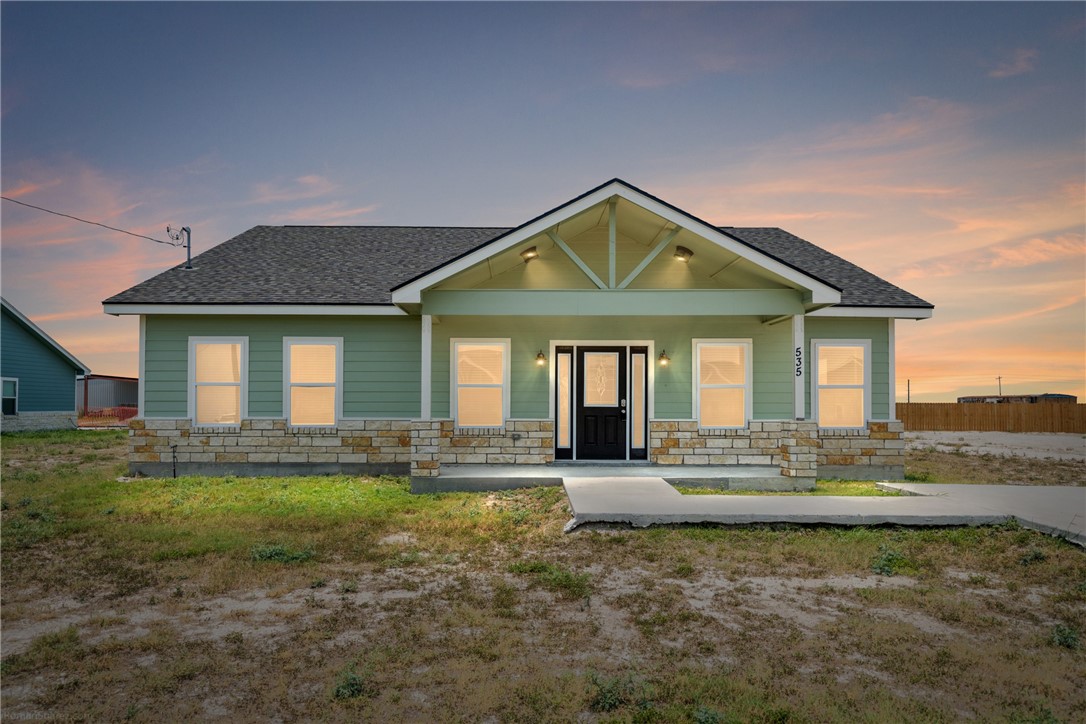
[815,342,868,428]
[285,339,341,427]
[695,340,751,428]
[454,341,508,428]
[190,338,246,425]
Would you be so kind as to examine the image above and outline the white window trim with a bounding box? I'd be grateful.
[283,337,344,428]
[450,338,510,429]
[692,338,753,429]
[2,377,19,415]
[811,338,872,429]
[188,336,249,426]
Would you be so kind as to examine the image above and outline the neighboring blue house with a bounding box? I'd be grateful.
[1,297,91,432]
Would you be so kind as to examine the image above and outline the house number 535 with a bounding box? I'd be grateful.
[795,347,803,377]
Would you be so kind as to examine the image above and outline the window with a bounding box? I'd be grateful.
[284,338,342,427]
[813,340,870,428]
[694,340,752,428]
[2,378,17,415]
[189,338,247,425]
[452,339,509,428]
[556,351,571,448]
[631,351,647,450]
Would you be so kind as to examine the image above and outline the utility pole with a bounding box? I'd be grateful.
[907,379,910,403]
[997,376,1002,395]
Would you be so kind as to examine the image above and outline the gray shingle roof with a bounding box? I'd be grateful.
[104,224,931,309]
[104,226,507,305]
[721,227,931,308]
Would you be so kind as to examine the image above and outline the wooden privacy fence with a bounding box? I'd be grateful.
[896,402,1086,433]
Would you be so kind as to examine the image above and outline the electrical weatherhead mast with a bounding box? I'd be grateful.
[166,225,193,269]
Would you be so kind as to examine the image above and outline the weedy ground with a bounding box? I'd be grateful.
[2,430,1084,722]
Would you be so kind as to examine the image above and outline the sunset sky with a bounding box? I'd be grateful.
[2,2,1083,403]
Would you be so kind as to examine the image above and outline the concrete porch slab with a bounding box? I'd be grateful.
[410,463,803,494]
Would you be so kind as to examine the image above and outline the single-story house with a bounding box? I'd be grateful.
[2,297,91,432]
[104,179,932,487]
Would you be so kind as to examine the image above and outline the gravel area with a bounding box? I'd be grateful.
[905,431,1086,462]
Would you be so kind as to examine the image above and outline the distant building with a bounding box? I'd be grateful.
[76,374,138,415]
[957,394,1078,404]
[1,297,91,431]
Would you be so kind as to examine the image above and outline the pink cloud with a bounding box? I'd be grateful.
[897,232,1084,280]
[251,174,338,204]
[270,202,379,225]
[1,179,60,199]
[793,97,975,155]
[988,48,1038,78]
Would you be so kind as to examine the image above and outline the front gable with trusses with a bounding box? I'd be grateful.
[393,179,842,317]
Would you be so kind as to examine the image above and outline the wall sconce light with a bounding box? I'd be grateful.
[536,350,547,366]
[673,246,693,263]
[520,246,539,262]
[658,350,670,366]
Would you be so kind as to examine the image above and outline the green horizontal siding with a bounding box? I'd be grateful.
[805,317,891,420]
[144,316,420,418]
[144,313,896,425]
[431,316,792,420]
[1,307,81,412]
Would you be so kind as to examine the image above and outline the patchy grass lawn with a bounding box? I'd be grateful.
[2,430,1084,722]
[907,447,1084,486]
[674,480,901,496]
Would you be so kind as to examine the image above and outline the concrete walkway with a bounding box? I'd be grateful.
[563,477,1086,546]
[883,482,1085,546]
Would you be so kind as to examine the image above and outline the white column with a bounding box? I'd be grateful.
[792,314,805,420]
[421,315,432,420]
[138,315,146,418]
[888,318,897,420]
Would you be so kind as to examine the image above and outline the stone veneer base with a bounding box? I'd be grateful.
[818,465,905,481]
[410,476,564,494]
[2,411,78,432]
[131,461,409,478]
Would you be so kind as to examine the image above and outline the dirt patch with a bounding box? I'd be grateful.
[907,432,1086,462]
[906,447,1084,486]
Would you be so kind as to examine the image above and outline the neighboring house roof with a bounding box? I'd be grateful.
[103,179,932,310]
[1,297,91,374]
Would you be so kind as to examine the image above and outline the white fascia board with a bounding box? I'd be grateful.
[807,306,933,320]
[103,304,407,316]
[392,184,623,305]
[391,181,842,305]
[1,296,91,374]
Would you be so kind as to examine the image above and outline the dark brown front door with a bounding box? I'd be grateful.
[575,347,627,460]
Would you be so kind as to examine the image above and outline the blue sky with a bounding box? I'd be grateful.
[2,2,1083,401]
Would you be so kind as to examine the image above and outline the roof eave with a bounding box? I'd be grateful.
[807,305,934,320]
[102,303,407,316]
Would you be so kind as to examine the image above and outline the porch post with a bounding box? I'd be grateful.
[792,314,805,419]
[888,318,897,420]
[421,314,432,420]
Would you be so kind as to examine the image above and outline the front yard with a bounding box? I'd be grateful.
[2,430,1084,722]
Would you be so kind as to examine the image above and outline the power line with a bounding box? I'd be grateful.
[1,196,182,247]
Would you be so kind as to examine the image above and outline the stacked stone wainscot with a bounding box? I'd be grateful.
[127,418,411,477]
[817,421,905,480]
[410,419,554,478]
